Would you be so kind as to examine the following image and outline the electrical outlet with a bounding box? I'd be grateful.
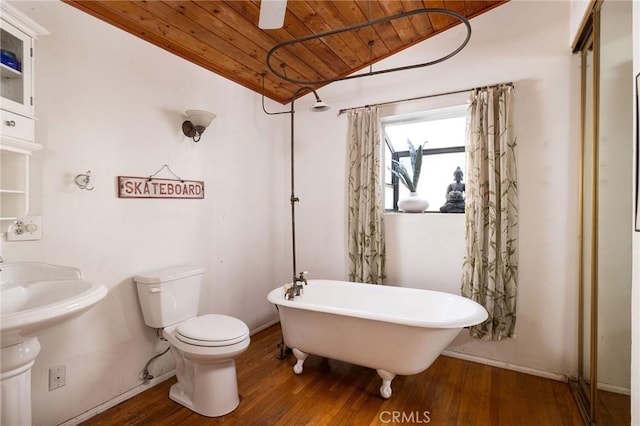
[49,365,66,391]
[7,216,42,241]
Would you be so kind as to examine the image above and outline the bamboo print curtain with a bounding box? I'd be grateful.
[462,85,518,340]
[347,106,386,284]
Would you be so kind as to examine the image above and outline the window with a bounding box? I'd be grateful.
[382,105,466,212]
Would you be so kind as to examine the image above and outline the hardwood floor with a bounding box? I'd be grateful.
[597,390,631,425]
[81,324,583,426]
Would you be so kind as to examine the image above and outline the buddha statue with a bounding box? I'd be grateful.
[440,167,466,213]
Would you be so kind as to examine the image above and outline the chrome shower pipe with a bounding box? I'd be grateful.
[262,82,330,283]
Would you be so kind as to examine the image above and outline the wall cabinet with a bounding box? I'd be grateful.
[0,2,47,230]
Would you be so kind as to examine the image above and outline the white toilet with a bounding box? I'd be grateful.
[134,265,250,417]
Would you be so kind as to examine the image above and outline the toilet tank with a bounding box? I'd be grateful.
[134,265,204,328]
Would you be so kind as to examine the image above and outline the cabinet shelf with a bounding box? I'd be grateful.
[1,143,30,226]
[0,62,22,78]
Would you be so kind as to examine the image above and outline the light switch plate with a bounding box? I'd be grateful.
[7,216,42,241]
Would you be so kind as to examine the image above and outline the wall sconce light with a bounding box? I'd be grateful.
[74,170,94,191]
[182,109,216,142]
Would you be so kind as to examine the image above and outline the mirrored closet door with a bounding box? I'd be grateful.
[573,1,633,424]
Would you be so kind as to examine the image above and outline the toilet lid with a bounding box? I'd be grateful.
[176,314,249,347]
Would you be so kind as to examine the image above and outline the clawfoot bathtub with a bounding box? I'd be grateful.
[267,280,487,399]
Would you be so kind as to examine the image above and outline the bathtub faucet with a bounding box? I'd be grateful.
[295,271,308,288]
[285,271,308,300]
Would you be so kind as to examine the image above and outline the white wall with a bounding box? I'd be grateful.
[3,2,291,424]
[385,212,465,293]
[295,0,580,377]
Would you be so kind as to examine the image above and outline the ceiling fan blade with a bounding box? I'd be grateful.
[259,0,287,29]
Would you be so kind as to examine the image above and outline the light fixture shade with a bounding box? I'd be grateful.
[310,101,331,112]
[259,0,287,29]
[185,109,216,127]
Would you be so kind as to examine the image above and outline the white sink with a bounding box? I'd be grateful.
[1,262,107,348]
[1,278,107,347]
[0,261,108,426]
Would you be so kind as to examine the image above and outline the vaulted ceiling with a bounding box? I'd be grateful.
[63,1,508,104]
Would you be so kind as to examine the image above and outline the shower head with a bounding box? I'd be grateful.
[309,91,331,112]
[262,79,331,115]
[310,100,331,112]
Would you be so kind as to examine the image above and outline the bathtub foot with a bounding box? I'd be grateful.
[376,369,396,399]
[292,349,307,374]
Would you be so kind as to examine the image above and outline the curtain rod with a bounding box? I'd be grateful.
[337,82,514,115]
[267,8,471,86]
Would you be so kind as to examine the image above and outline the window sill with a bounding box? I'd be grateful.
[383,211,465,215]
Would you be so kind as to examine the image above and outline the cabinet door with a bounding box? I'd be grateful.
[1,19,33,118]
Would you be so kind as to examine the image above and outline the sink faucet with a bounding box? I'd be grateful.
[285,271,308,300]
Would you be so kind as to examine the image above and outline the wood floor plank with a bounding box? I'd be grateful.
[81,324,587,426]
[597,389,631,425]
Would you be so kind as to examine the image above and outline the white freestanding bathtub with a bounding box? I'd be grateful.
[267,279,488,398]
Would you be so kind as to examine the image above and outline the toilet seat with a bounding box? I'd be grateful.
[175,314,249,347]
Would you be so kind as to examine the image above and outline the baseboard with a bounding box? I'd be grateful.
[598,382,631,395]
[250,317,280,335]
[441,350,568,382]
[58,370,176,426]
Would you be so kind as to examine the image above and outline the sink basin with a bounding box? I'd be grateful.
[1,261,83,283]
[0,262,108,348]
[0,261,108,425]
[1,279,108,347]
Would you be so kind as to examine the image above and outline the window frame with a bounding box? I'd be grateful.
[382,105,467,212]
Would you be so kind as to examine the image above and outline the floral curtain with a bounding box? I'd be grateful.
[462,85,518,340]
[347,106,386,284]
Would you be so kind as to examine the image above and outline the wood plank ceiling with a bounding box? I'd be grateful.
[63,1,508,104]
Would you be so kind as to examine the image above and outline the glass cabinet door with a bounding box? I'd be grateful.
[1,20,33,117]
